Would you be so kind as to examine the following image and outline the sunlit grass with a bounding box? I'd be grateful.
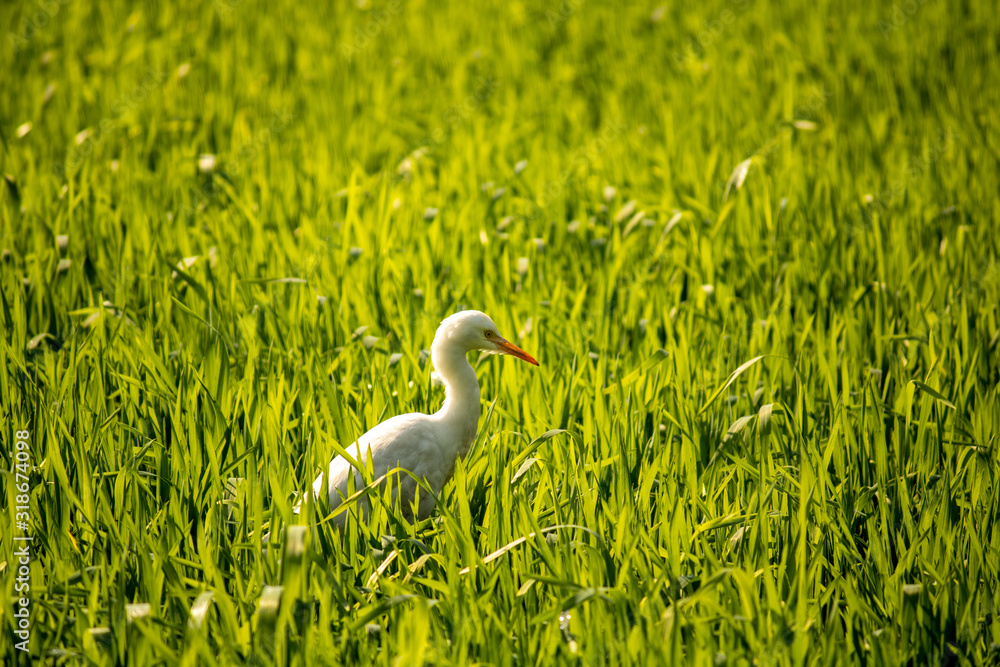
[1,0,998,664]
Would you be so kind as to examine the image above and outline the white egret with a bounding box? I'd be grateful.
[301,310,538,527]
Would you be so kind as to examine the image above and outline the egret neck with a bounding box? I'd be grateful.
[431,335,481,458]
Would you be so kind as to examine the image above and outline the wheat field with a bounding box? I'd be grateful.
[1,0,998,664]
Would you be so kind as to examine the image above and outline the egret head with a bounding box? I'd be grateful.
[437,310,539,365]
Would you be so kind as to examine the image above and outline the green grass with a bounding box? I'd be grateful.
[2,0,999,664]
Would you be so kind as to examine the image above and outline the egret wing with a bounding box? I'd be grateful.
[310,414,443,519]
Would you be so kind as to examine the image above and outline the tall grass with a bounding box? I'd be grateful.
[1,0,998,664]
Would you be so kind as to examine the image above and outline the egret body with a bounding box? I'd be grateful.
[304,310,538,526]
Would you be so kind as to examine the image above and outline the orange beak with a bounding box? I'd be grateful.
[494,337,539,366]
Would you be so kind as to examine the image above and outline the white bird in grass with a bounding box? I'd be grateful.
[301,310,538,527]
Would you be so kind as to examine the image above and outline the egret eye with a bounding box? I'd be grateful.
[485,330,493,338]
